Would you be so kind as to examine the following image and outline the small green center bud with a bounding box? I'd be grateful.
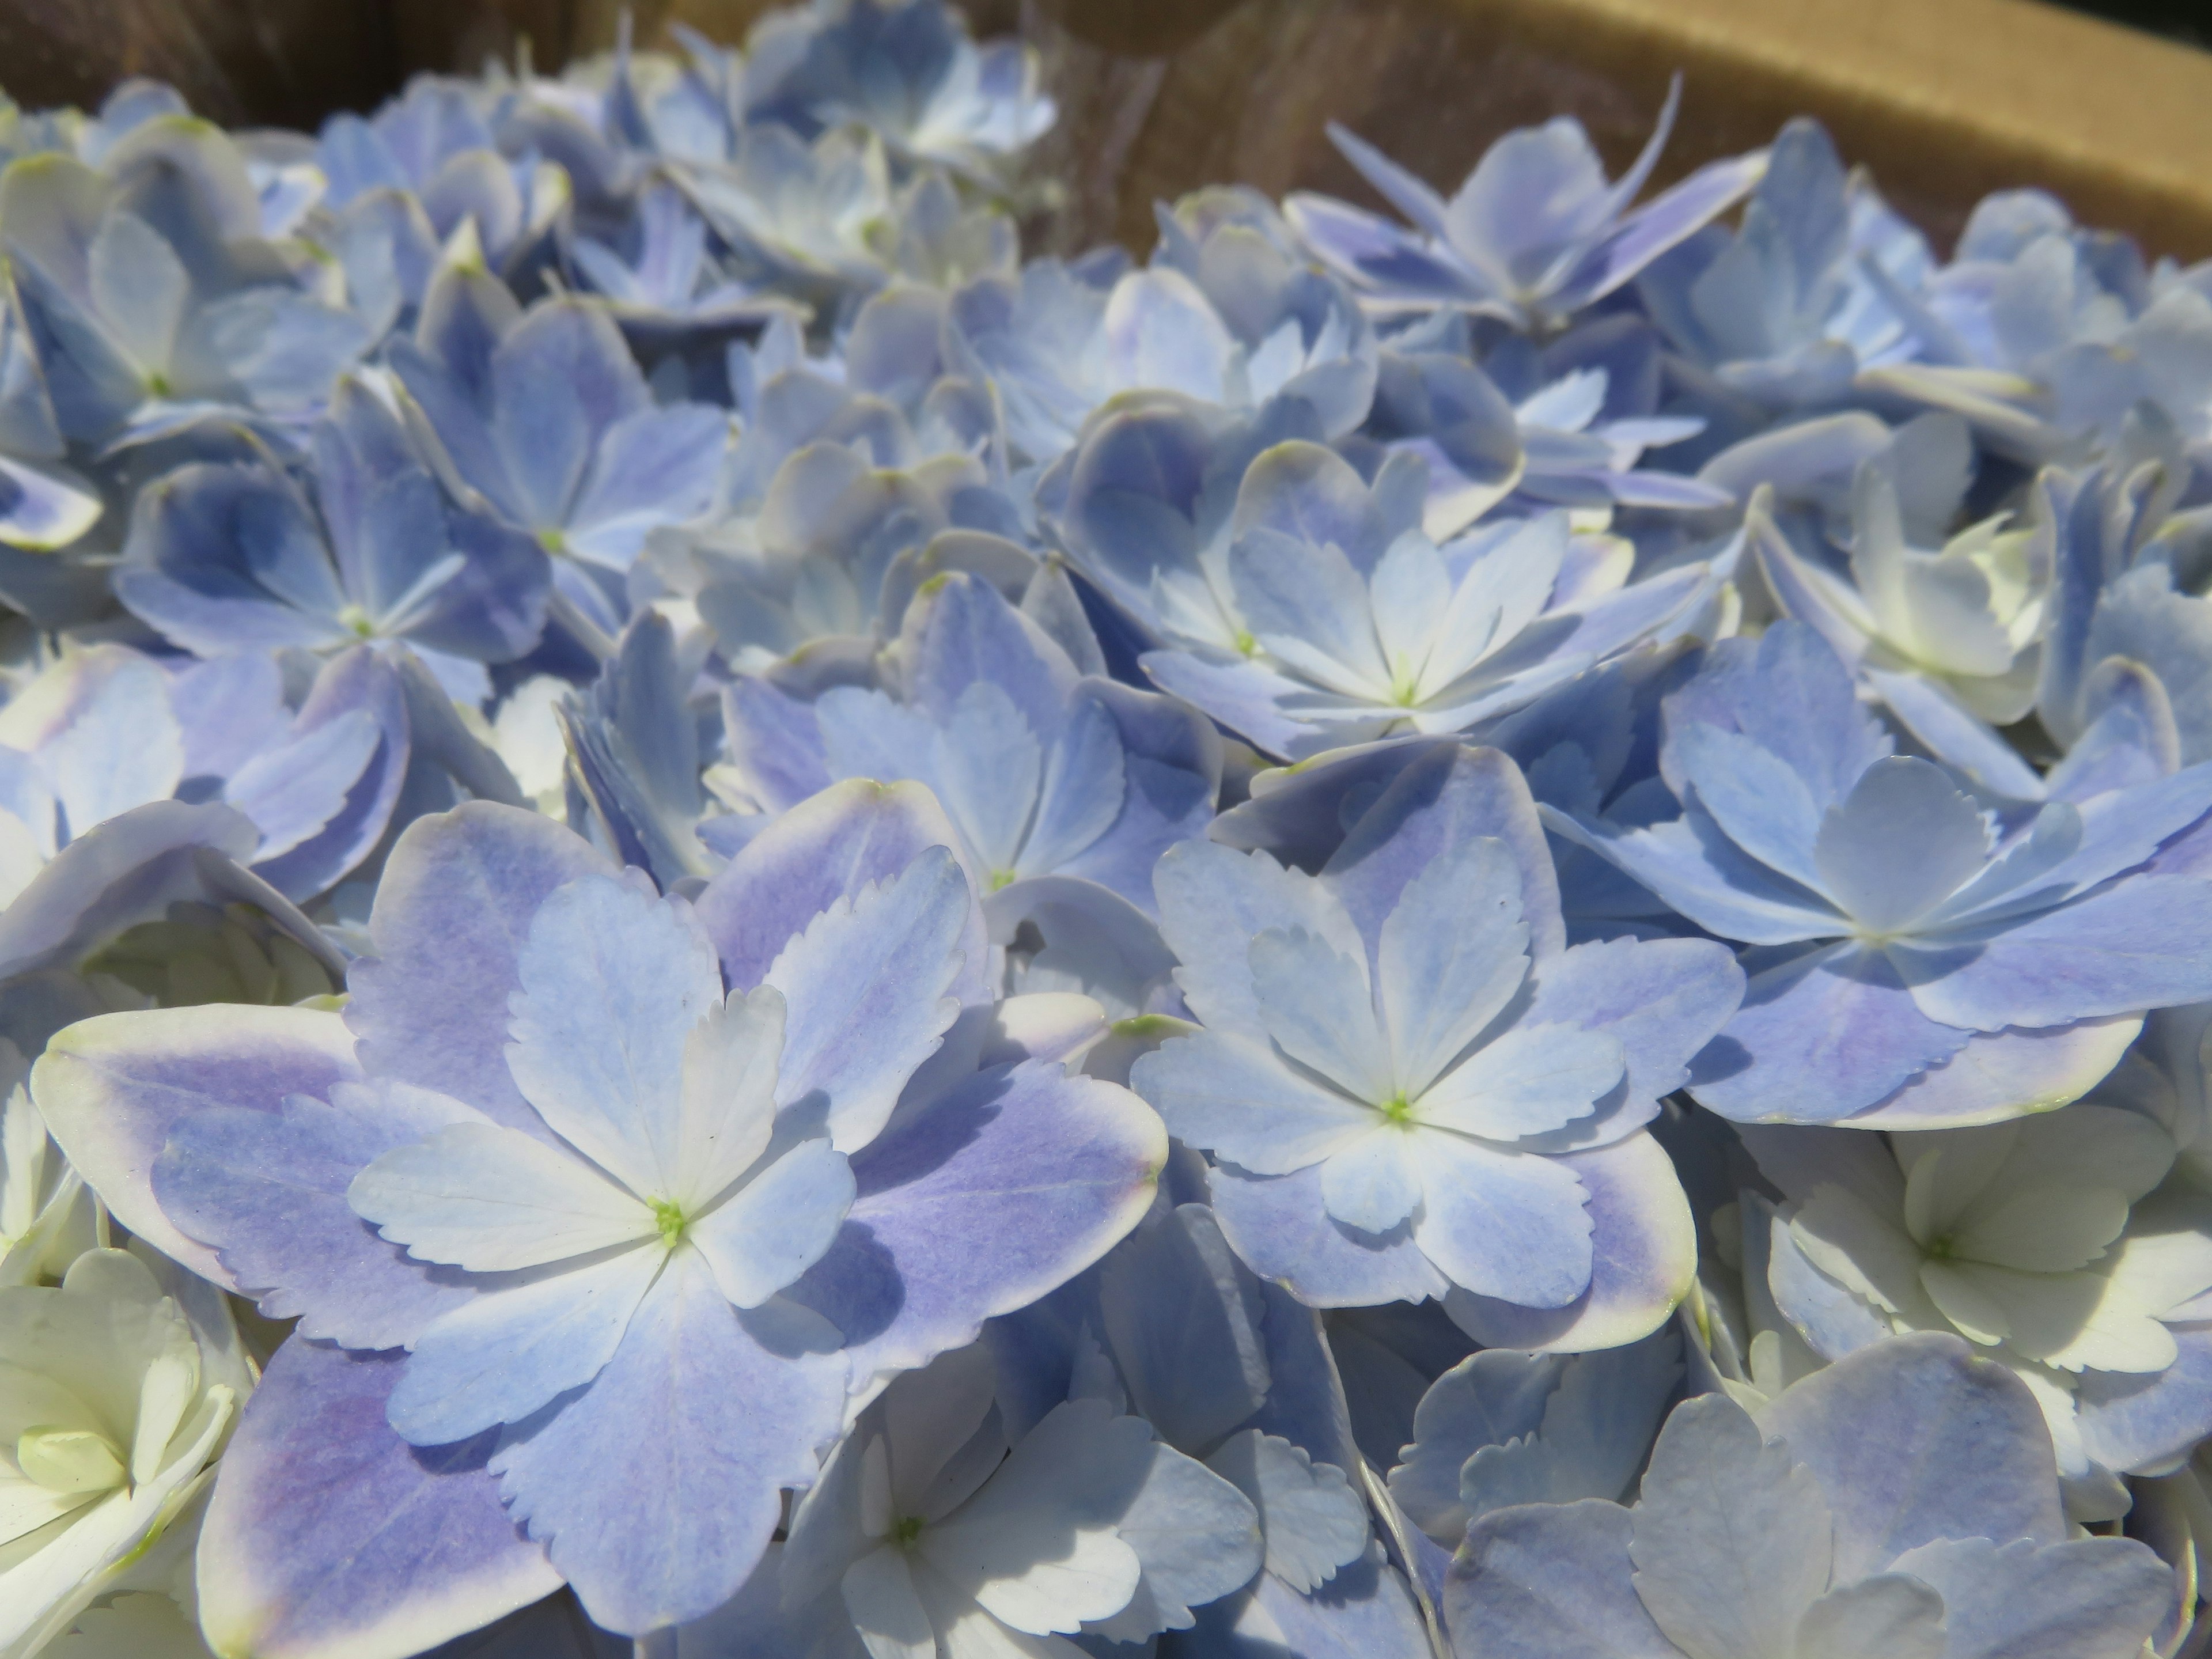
[988,868,1017,892]
[537,526,567,555]
[650,1198,689,1248]
[893,1514,925,1547]
[1379,1092,1415,1126]
[1233,628,1257,657]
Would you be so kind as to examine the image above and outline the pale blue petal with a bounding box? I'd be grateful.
[157,1082,484,1350]
[1441,1131,1695,1353]
[491,1248,850,1635]
[389,1243,665,1445]
[1324,743,1566,963]
[1319,1128,1424,1235]
[1203,1429,1367,1594]
[1152,839,1369,1046]
[1884,1536,2169,1659]
[1249,923,1391,1103]
[32,1003,361,1289]
[1134,1029,1373,1176]
[1443,1499,1679,1659]
[1691,942,1972,1125]
[1415,1022,1624,1142]
[763,846,972,1152]
[696,778,989,1006]
[1209,1161,1451,1308]
[1756,1330,2065,1578]
[689,1137,855,1309]
[1627,1393,1832,1659]
[350,1120,654,1273]
[1096,1202,1271,1453]
[1896,877,2212,1032]
[1811,756,1990,934]
[1669,720,1827,891]
[1377,834,1532,1098]
[1519,936,1745,1122]
[1540,808,1843,946]
[1411,1131,1593,1308]
[506,874,725,1197]
[791,1058,1165,1384]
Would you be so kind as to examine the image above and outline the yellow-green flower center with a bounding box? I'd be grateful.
[650,1198,689,1247]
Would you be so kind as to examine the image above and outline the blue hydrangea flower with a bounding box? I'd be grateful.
[986,1194,1440,1653]
[317,76,566,281]
[1283,79,1767,331]
[1637,118,1929,419]
[1445,1332,2172,1659]
[34,787,1165,1637]
[388,264,732,626]
[1118,439,1717,760]
[0,122,370,449]
[1131,743,1740,1340]
[742,0,1055,181]
[690,1339,1260,1653]
[1547,622,2212,1127]
[115,376,550,705]
[716,566,1220,911]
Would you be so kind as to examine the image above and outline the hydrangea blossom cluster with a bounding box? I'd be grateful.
[0,2,2208,1654]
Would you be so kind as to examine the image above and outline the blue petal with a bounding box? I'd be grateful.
[33,1002,362,1288]
[347,803,609,1141]
[790,1058,1165,1384]
[156,1082,484,1350]
[196,1342,561,1659]
[1690,943,1972,1124]
[1759,1331,2065,1580]
[1444,1499,1677,1659]
[490,1248,849,1635]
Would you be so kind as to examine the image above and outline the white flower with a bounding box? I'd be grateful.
[0,1047,97,1289]
[0,1248,249,1657]
[1768,1105,2212,1514]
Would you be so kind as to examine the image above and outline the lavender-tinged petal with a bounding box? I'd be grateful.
[1541,807,1842,948]
[1324,744,1563,964]
[347,802,609,1141]
[196,1342,560,1659]
[1442,1499,1679,1659]
[763,846,973,1153]
[388,1244,666,1446]
[1833,1017,2141,1130]
[1883,1537,2169,1659]
[790,1059,1165,1385]
[0,800,260,981]
[157,1084,486,1351]
[1443,1131,1696,1353]
[32,1003,362,1287]
[1208,1161,1452,1309]
[1521,935,1745,1115]
[696,778,990,1005]
[505,873,725,1197]
[247,647,414,902]
[1896,877,2212,1033]
[1690,942,1972,1126]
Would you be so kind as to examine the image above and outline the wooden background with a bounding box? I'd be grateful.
[8,0,2212,263]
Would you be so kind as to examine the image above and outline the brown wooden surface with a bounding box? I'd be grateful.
[5,0,2212,263]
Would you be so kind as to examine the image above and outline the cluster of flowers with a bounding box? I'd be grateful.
[2,0,2212,1654]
